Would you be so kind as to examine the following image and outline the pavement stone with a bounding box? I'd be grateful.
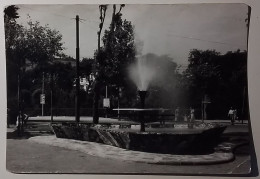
[29,135,234,165]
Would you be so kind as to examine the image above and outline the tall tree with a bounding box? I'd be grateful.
[4,5,21,123]
[93,4,134,124]
[93,5,108,124]
[101,8,135,87]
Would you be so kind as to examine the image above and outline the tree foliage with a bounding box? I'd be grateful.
[182,49,248,118]
[98,10,135,87]
[5,6,67,120]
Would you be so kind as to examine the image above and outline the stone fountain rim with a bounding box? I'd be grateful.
[92,123,227,135]
[112,108,172,111]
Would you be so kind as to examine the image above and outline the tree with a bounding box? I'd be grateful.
[4,5,23,124]
[100,13,135,87]
[93,5,108,124]
[183,49,221,96]
[93,4,135,124]
[182,49,247,118]
[23,19,64,68]
[140,54,179,108]
[5,8,66,120]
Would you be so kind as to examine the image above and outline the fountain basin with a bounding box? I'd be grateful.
[51,122,226,155]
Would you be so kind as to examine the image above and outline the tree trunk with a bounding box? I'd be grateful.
[93,80,100,124]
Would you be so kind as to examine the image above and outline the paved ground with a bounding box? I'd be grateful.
[6,137,251,175]
[6,118,253,175]
[29,135,235,165]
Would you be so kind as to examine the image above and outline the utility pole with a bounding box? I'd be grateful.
[50,72,53,123]
[17,69,21,135]
[75,15,80,124]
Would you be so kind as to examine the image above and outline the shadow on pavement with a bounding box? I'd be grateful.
[7,130,31,140]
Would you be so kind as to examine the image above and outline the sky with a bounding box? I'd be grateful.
[15,4,249,67]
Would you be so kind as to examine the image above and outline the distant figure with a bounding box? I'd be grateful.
[228,107,235,125]
[175,107,180,122]
[16,115,20,127]
[190,107,195,123]
[16,113,28,128]
[234,109,238,121]
[184,114,188,122]
[160,119,165,127]
[23,113,29,126]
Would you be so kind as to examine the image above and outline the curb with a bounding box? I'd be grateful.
[29,135,234,165]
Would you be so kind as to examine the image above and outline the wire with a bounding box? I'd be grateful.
[18,5,102,32]
[19,5,72,20]
[167,33,247,49]
[18,5,104,25]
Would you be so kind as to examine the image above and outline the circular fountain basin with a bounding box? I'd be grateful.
[113,108,171,111]
[51,119,226,155]
[90,122,227,155]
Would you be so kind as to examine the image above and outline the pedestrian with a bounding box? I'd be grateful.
[175,107,180,122]
[233,109,238,122]
[23,113,29,126]
[228,107,234,125]
[190,107,195,123]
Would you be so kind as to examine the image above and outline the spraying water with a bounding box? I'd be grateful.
[128,55,157,91]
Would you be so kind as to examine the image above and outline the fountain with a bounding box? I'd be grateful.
[108,55,227,154]
[138,90,147,132]
[51,55,227,155]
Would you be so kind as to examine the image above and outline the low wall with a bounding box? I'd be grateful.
[51,123,226,155]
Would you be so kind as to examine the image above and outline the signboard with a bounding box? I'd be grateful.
[103,98,110,108]
[40,94,45,104]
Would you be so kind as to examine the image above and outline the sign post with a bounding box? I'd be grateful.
[40,94,45,116]
[103,98,110,118]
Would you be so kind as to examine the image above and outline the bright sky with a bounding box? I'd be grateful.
[16,4,248,66]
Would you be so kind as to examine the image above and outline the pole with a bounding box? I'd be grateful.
[118,87,120,119]
[17,72,21,135]
[241,86,246,124]
[201,101,204,123]
[106,86,107,98]
[75,15,80,123]
[50,72,53,123]
[42,72,44,116]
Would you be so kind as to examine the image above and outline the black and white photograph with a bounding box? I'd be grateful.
[3,2,259,176]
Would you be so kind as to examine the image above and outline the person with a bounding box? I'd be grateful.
[175,107,180,122]
[190,107,195,123]
[233,109,238,122]
[16,112,28,128]
[23,113,29,126]
[228,107,235,125]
